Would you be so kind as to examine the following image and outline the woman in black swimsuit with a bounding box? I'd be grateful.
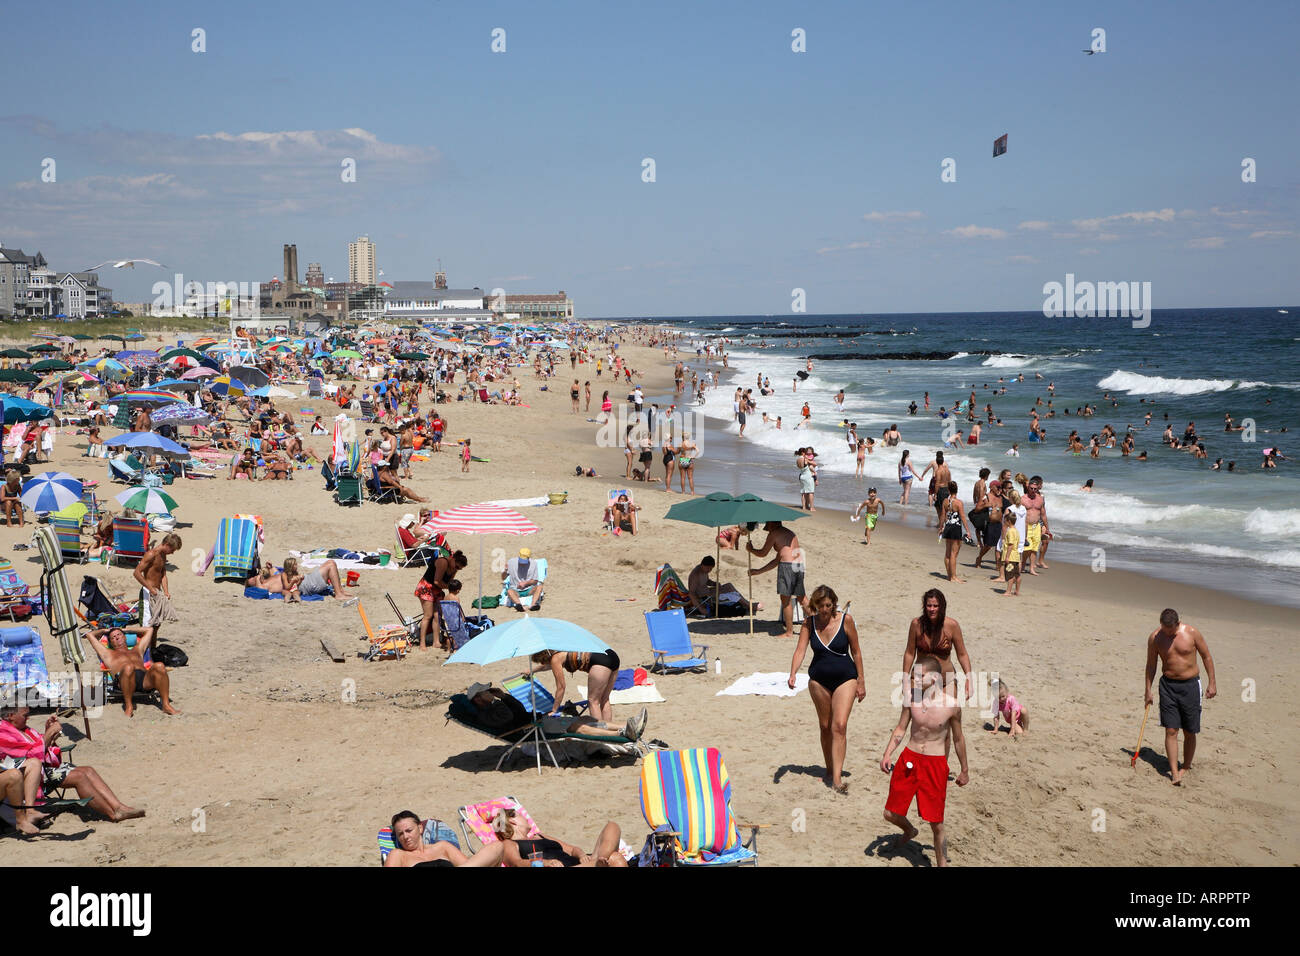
[531,648,621,721]
[494,807,628,867]
[787,584,864,794]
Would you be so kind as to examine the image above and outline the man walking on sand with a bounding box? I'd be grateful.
[1144,608,1216,785]
[747,521,809,639]
[918,451,950,526]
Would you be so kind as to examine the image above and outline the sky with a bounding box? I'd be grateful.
[1,0,1297,316]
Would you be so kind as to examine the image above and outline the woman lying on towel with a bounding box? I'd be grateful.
[492,806,628,867]
[384,810,505,867]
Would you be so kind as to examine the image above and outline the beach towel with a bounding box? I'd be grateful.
[213,517,259,580]
[484,496,550,509]
[0,626,63,707]
[580,682,666,706]
[654,563,691,611]
[243,586,325,602]
[141,588,179,626]
[716,672,808,698]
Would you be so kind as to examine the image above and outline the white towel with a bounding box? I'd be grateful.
[716,672,808,698]
[486,496,550,508]
[579,683,666,705]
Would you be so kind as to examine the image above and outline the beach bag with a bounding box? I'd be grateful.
[636,825,679,868]
[154,644,188,668]
[472,595,500,610]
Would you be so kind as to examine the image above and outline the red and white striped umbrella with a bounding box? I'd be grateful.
[425,503,539,537]
[425,504,538,603]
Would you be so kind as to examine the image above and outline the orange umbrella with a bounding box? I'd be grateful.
[367,338,388,346]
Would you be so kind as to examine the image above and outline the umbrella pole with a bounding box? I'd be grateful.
[714,533,720,620]
[748,543,754,637]
[478,539,485,611]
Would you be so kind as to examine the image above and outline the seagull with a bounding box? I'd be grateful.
[82,258,168,271]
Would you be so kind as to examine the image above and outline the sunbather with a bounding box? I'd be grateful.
[291,558,354,603]
[229,447,256,480]
[384,810,506,867]
[86,513,115,559]
[688,556,762,615]
[2,471,24,527]
[466,683,647,741]
[378,451,428,502]
[260,451,292,481]
[83,624,181,717]
[492,806,628,867]
[0,705,145,823]
[603,492,640,535]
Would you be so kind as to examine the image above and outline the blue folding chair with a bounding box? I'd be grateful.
[644,607,709,673]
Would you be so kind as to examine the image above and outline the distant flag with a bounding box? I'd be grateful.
[993,133,1008,158]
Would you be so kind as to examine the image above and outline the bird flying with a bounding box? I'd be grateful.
[82,258,168,271]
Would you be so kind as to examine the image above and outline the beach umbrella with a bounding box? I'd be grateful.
[124,333,147,342]
[79,357,130,381]
[115,486,179,514]
[181,366,219,380]
[423,503,539,606]
[151,402,212,425]
[117,388,184,404]
[664,492,807,634]
[102,431,190,459]
[99,334,126,343]
[332,348,363,359]
[30,333,60,342]
[0,348,31,359]
[0,395,53,423]
[162,347,204,361]
[153,378,202,392]
[247,385,296,399]
[73,334,95,341]
[229,365,270,389]
[395,351,431,361]
[114,350,159,368]
[0,369,40,385]
[20,472,83,513]
[445,615,612,773]
[27,343,61,353]
[29,359,74,372]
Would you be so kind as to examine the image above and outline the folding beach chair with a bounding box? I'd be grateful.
[394,523,440,567]
[365,466,399,504]
[107,456,141,484]
[50,517,88,565]
[110,516,149,566]
[32,525,93,738]
[79,486,101,527]
[0,559,36,622]
[94,631,158,708]
[77,575,136,628]
[438,599,482,651]
[358,601,409,661]
[607,488,638,535]
[639,747,765,866]
[307,378,323,399]
[334,471,363,506]
[384,592,422,637]
[0,625,61,710]
[376,818,461,865]
[644,608,709,673]
[654,563,691,611]
[212,517,259,583]
[321,459,338,493]
[359,399,378,422]
[500,672,586,719]
[457,796,539,854]
[499,558,547,609]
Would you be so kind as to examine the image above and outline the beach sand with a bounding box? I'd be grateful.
[2,333,1295,867]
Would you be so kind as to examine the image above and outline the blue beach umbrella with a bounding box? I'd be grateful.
[0,396,54,424]
[20,472,83,513]
[151,402,212,425]
[103,431,191,459]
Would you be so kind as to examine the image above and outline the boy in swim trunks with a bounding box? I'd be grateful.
[880,655,969,867]
[851,488,885,545]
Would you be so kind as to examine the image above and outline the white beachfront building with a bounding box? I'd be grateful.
[380,282,493,323]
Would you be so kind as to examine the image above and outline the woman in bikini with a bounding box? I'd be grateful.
[677,434,698,494]
[787,585,864,794]
[901,588,974,706]
[531,648,621,721]
[493,807,628,868]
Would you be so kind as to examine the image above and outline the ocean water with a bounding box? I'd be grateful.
[631,308,1300,607]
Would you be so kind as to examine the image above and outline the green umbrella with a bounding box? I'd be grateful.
[27,343,61,353]
[0,369,40,384]
[161,348,204,361]
[1,348,31,358]
[29,359,75,372]
[664,492,806,633]
[114,486,179,515]
[194,342,218,352]
[73,334,95,341]
[395,351,431,361]
[332,348,364,359]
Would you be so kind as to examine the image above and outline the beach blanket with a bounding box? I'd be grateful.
[0,626,63,707]
[716,672,808,698]
[243,586,325,602]
[580,682,666,706]
[289,549,398,572]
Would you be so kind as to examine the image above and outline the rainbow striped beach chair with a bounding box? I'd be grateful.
[213,517,259,583]
[654,564,691,611]
[639,748,764,866]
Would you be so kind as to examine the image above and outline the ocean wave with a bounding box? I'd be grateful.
[948,352,970,360]
[981,354,1035,368]
[1243,508,1300,538]
[1095,369,1285,395]
[1087,532,1300,569]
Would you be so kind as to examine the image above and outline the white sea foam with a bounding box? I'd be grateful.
[981,354,1035,368]
[1243,508,1300,538]
[1098,369,1258,395]
[1087,532,1300,569]
[948,352,970,360]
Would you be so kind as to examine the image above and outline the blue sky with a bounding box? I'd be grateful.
[1,0,1296,315]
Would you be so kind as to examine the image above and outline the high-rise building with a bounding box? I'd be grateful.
[349,235,377,286]
[304,262,324,289]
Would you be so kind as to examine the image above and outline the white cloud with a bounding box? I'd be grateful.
[1078,248,1100,256]
[1249,230,1295,240]
[1005,255,1038,264]
[1073,208,1176,231]
[1210,206,1262,218]
[1186,237,1226,249]
[863,210,924,222]
[945,224,1007,239]
[1017,220,1051,231]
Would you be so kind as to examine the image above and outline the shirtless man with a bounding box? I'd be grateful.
[1143,608,1216,785]
[133,533,182,635]
[918,451,951,525]
[880,655,970,867]
[747,521,809,638]
[688,555,760,616]
[1021,476,1050,573]
[83,624,180,716]
[384,810,506,867]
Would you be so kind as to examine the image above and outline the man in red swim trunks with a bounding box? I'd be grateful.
[880,655,970,866]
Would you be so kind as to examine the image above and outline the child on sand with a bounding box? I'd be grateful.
[851,488,885,545]
[999,512,1021,596]
[880,656,969,867]
[461,438,472,473]
[989,678,1029,737]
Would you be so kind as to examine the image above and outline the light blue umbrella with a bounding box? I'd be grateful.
[151,402,213,425]
[20,471,83,513]
[445,616,613,773]
[0,396,53,424]
[103,430,191,459]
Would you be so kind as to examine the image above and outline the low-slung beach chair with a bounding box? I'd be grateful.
[368,466,400,504]
[0,560,36,622]
[376,818,461,864]
[644,608,709,673]
[654,564,691,611]
[110,516,149,566]
[33,524,92,738]
[307,378,323,399]
[607,488,638,535]
[358,601,409,661]
[439,599,492,651]
[639,747,764,866]
[107,455,143,484]
[499,558,547,609]
[359,399,378,422]
[50,517,88,565]
[457,796,540,854]
[0,625,58,709]
[213,517,259,583]
[499,672,588,718]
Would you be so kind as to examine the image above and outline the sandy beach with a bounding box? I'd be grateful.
[1,330,1295,867]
